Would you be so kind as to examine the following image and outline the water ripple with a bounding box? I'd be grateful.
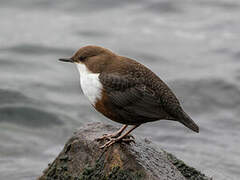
[0,44,74,55]
[0,106,63,127]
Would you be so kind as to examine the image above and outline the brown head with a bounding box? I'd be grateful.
[59,45,116,73]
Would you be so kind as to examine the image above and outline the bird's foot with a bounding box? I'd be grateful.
[96,125,129,142]
[99,135,135,149]
[96,132,120,141]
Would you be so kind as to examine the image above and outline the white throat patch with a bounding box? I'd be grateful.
[76,63,102,105]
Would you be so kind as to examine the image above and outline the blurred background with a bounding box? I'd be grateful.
[0,0,239,179]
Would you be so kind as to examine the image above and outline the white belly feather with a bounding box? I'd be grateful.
[76,63,102,104]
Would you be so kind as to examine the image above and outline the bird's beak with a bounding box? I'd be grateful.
[58,58,74,63]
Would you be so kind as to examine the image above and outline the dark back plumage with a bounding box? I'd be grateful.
[99,55,199,132]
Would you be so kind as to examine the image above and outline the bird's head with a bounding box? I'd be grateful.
[59,45,115,73]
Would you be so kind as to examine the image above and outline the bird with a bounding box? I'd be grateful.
[59,45,199,148]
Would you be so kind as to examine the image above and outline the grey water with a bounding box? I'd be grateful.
[0,0,239,179]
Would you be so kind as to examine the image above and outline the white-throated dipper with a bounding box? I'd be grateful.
[59,45,199,148]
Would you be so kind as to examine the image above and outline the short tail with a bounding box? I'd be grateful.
[178,110,199,133]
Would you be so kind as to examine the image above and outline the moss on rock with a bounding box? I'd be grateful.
[41,148,145,180]
[166,152,212,180]
[80,164,144,180]
[79,153,145,180]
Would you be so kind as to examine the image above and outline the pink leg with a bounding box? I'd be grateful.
[96,125,128,140]
[100,125,140,149]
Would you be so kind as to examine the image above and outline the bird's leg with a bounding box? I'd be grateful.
[96,125,128,141]
[100,125,140,149]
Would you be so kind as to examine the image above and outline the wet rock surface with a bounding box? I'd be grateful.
[38,123,211,180]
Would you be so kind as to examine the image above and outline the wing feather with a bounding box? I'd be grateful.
[99,73,170,123]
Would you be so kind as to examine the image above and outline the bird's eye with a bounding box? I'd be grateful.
[79,56,86,61]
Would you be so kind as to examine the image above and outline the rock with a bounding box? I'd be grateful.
[38,122,211,180]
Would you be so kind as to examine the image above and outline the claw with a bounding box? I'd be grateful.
[98,125,139,149]
[122,138,135,144]
[99,135,135,149]
[96,134,113,141]
[126,134,135,139]
[96,132,122,141]
[100,138,118,149]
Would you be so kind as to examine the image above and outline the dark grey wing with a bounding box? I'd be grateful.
[99,73,170,124]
